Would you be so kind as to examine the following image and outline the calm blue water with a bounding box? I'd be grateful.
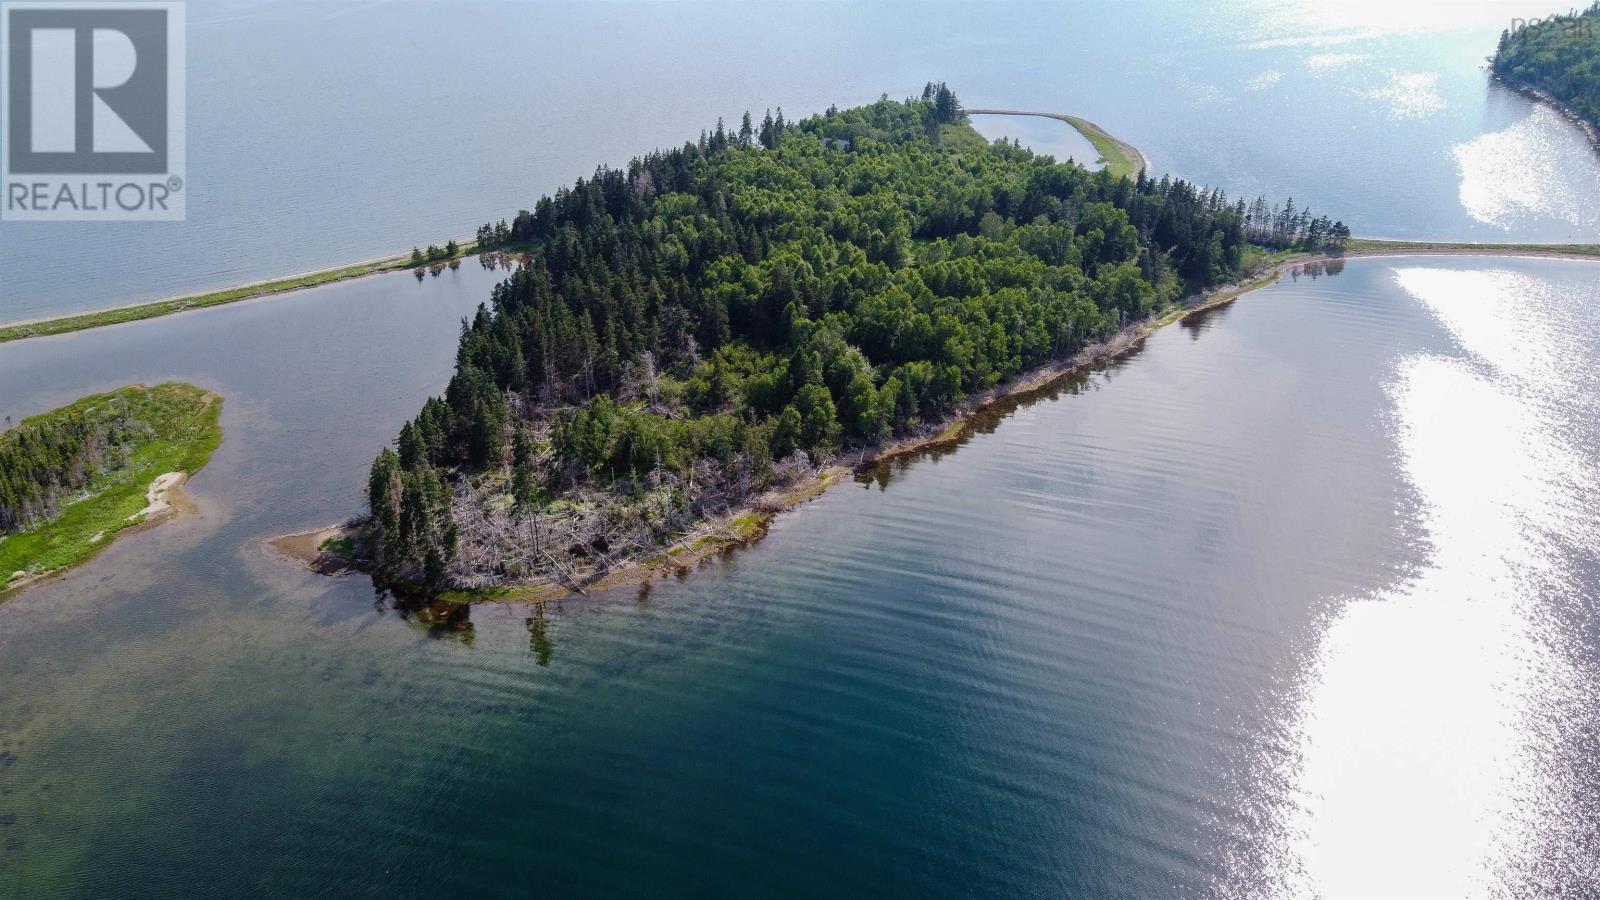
[3,255,1596,896]
[3,2,1600,896]
[3,0,1600,321]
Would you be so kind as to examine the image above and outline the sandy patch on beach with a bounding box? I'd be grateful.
[132,472,191,523]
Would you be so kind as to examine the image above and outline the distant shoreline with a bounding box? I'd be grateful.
[1341,238,1600,261]
[6,90,1597,350]
[1,108,1146,348]
[8,232,1594,350]
[0,240,495,345]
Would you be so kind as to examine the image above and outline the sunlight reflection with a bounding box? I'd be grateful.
[1453,107,1600,232]
[1237,0,1549,49]
[1270,268,1591,896]
[1360,72,1446,120]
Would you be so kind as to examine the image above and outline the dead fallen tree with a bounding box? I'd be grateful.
[438,441,818,593]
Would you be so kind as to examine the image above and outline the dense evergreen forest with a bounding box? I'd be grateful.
[368,85,1347,592]
[1494,4,1600,126]
[1,404,135,534]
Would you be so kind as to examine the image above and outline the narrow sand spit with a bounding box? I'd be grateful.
[268,523,361,575]
[132,472,191,522]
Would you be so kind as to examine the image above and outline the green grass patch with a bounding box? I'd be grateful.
[318,536,356,558]
[0,259,414,344]
[939,121,990,152]
[1345,238,1600,256]
[1240,245,1301,273]
[0,383,223,593]
[1057,115,1141,180]
[966,109,1145,179]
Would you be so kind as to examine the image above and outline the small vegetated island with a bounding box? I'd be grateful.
[1494,3,1600,133]
[0,383,221,595]
[356,84,1348,598]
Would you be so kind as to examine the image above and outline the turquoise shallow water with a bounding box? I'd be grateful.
[2,256,1596,896]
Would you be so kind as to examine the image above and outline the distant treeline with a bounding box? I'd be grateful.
[1241,196,1349,250]
[370,84,1347,589]
[410,240,460,264]
[471,89,963,254]
[1,403,134,533]
[1494,3,1600,127]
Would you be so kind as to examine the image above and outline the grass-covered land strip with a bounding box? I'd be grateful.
[938,120,992,152]
[1345,238,1600,259]
[0,257,411,343]
[0,240,504,345]
[1057,114,1147,180]
[966,108,1147,179]
[0,383,222,596]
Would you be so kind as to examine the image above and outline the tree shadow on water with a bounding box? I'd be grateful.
[372,583,475,645]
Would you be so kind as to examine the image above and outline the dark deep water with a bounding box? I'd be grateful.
[2,256,1597,896]
[5,0,1600,896]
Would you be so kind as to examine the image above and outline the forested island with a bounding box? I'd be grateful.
[1494,4,1600,132]
[356,85,1349,598]
[1,383,221,595]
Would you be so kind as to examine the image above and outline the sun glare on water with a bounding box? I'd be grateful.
[1265,266,1597,897]
[1453,108,1600,233]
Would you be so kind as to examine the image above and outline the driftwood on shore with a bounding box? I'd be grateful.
[438,443,819,597]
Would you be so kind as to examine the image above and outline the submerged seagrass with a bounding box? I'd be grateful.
[359,85,1350,597]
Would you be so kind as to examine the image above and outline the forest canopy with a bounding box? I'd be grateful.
[1494,4,1600,126]
[368,85,1346,592]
